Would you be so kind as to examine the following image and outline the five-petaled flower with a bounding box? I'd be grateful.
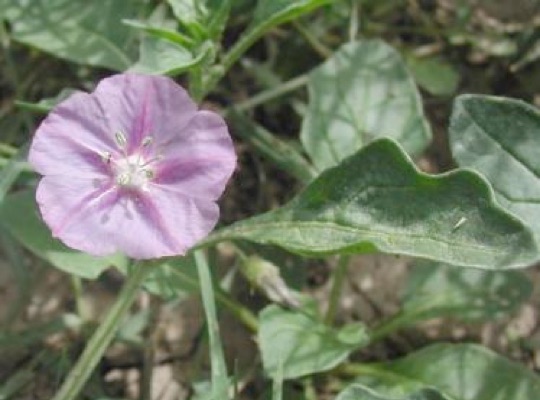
[29,73,236,259]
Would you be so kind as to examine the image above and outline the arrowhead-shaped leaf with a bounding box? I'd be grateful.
[205,139,537,269]
[450,95,540,246]
[358,344,540,400]
[301,40,432,171]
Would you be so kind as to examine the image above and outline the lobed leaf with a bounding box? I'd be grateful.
[301,40,432,171]
[205,139,538,269]
[450,95,540,246]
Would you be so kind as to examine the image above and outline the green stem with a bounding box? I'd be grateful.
[70,276,85,320]
[214,287,259,332]
[369,311,416,343]
[206,28,263,93]
[0,143,17,156]
[349,0,359,42]
[194,250,229,399]
[189,67,206,103]
[52,262,151,400]
[168,263,258,332]
[0,156,33,171]
[223,110,317,184]
[230,74,309,113]
[336,361,406,384]
[292,20,332,58]
[0,143,31,203]
[325,255,350,324]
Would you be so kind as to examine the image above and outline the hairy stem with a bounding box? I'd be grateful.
[52,262,151,400]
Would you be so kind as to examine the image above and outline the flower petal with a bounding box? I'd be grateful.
[36,176,119,255]
[31,73,236,260]
[93,73,198,153]
[142,186,220,254]
[153,110,236,200]
[29,92,118,179]
[36,176,218,259]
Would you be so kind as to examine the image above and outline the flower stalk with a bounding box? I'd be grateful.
[52,262,151,400]
[194,250,229,399]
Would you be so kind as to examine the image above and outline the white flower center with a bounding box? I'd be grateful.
[99,131,160,190]
[113,154,154,189]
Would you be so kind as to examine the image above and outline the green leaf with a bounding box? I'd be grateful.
[405,54,459,96]
[122,19,195,48]
[167,0,205,25]
[250,0,332,29]
[142,255,199,300]
[359,343,540,400]
[204,139,537,269]
[166,0,231,40]
[117,309,151,346]
[403,260,532,321]
[206,0,232,40]
[301,40,432,171]
[258,304,368,379]
[5,0,142,70]
[449,95,540,247]
[0,144,29,202]
[0,190,126,279]
[129,36,210,76]
[336,384,449,400]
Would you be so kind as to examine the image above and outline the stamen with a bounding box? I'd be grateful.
[140,155,163,168]
[144,169,154,179]
[115,130,127,148]
[101,151,112,164]
[142,136,153,147]
[116,172,130,186]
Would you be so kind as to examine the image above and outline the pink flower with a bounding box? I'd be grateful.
[28,73,236,259]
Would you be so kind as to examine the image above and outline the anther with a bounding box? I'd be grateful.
[116,173,130,186]
[101,151,112,164]
[115,130,127,148]
[142,136,153,147]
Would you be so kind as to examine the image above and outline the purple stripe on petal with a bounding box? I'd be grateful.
[31,73,236,259]
[128,80,153,153]
[51,185,118,237]
[131,190,184,254]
